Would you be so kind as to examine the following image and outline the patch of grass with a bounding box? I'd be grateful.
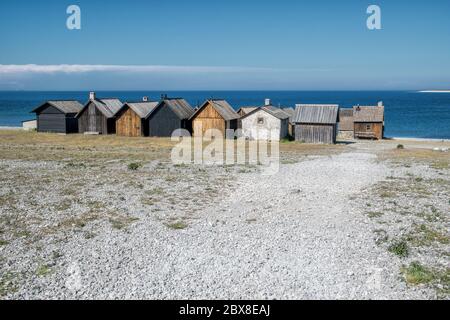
[405,224,449,247]
[54,198,73,211]
[366,211,384,218]
[127,162,142,171]
[84,231,97,239]
[396,144,405,150]
[380,191,395,198]
[65,162,86,169]
[401,262,435,285]
[109,216,139,230]
[417,206,445,223]
[388,240,409,258]
[36,264,52,277]
[431,161,449,170]
[0,272,18,298]
[165,221,188,230]
[0,239,9,246]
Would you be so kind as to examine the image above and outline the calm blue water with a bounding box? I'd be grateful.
[0,91,449,139]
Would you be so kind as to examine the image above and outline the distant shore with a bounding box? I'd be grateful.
[419,90,450,93]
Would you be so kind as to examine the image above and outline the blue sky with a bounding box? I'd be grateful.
[0,0,449,90]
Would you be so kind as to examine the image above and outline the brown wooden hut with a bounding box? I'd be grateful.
[190,99,239,138]
[338,108,354,139]
[115,100,158,137]
[32,100,83,134]
[293,104,339,144]
[353,103,384,140]
[76,92,122,135]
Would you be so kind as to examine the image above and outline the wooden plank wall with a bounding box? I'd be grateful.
[148,105,182,137]
[295,124,336,144]
[78,102,108,134]
[192,102,226,137]
[354,122,383,140]
[116,108,142,137]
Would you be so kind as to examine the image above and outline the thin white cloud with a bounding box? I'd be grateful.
[0,64,276,75]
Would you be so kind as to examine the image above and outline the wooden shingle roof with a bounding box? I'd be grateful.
[282,107,295,123]
[161,98,195,120]
[241,106,290,120]
[191,99,239,121]
[146,98,194,120]
[353,105,384,123]
[77,98,123,118]
[121,101,159,119]
[237,107,259,115]
[32,100,83,114]
[293,104,339,124]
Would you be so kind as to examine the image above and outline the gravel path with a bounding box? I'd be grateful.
[5,150,434,299]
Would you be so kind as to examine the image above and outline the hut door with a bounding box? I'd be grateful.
[88,103,97,132]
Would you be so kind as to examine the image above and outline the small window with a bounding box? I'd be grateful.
[257,117,265,125]
[366,124,371,130]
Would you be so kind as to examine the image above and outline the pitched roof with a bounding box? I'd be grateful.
[120,101,159,118]
[154,98,194,120]
[293,104,339,124]
[241,106,290,121]
[32,100,83,114]
[281,107,295,123]
[77,98,123,118]
[191,99,239,121]
[339,108,354,131]
[237,107,259,115]
[353,105,384,123]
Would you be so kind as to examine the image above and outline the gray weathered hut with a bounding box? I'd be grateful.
[338,108,354,139]
[293,104,339,144]
[32,100,83,134]
[76,92,122,134]
[146,98,195,137]
[115,99,158,137]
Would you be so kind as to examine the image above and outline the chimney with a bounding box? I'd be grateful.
[264,98,271,106]
[89,91,96,100]
[378,101,383,107]
[143,96,149,102]
[161,94,168,100]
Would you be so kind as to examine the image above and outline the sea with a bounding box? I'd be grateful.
[0,91,449,139]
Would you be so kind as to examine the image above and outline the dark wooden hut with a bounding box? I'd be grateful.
[282,107,295,137]
[190,99,239,138]
[293,104,339,144]
[32,100,83,134]
[146,98,195,137]
[338,108,354,139]
[353,103,384,140]
[76,92,122,134]
[115,100,158,137]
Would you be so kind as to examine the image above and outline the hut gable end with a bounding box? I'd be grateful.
[196,101,224,119]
